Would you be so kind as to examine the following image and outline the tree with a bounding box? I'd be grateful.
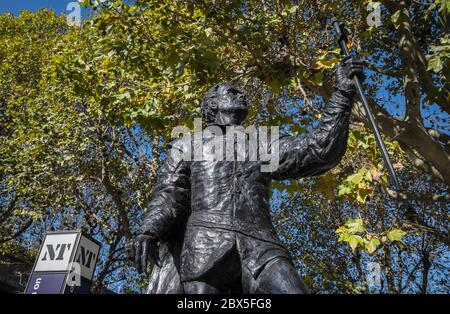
[0,1,448,293]
[78,0,450,185]
[0,10,157,292]
[272,125,449,293]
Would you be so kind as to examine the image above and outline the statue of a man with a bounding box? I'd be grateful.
[127,57,364,294]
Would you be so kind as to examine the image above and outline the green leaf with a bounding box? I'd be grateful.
[427,56,444,72]
[390,10,402,28]
[338,185,351,196]
[348,235,364,251]
[346,173,363,185]
[268,79,282,93]
[346,219,365,233]
[368,1,382,9]
[356,189,371,204]
[387,229,406,242]
[365,238,381,254]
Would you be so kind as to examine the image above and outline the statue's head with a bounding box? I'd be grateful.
[201,83,248,126]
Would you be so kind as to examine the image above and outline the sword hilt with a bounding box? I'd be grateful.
[330,18,351,56]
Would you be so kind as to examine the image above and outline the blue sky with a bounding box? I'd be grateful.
[0,0,68,14]
[0,0,90,17]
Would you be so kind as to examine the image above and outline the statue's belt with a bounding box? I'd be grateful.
[186,210,283,246]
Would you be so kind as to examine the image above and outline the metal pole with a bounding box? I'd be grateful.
[331,18,401,190]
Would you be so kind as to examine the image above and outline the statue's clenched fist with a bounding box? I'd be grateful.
[335,56,365,95]
[126,234,160,273]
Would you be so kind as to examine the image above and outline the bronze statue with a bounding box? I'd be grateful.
[127,57,364,294]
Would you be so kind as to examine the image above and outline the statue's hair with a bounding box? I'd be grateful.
[201,84,221,124]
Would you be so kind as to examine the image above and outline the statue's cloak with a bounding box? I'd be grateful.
[145,221,186,294]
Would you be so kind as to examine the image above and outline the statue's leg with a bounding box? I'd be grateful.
[180,228,243,294]
[183,281,222,294]
[181,246,243,294]
[242,257,309,294]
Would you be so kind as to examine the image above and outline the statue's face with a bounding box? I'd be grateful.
[213,85,248,126]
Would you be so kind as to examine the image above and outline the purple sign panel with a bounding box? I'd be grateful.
[25,273,66,294]
[64,276,92,294]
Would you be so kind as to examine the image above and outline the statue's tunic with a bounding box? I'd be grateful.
[140,89,353,291]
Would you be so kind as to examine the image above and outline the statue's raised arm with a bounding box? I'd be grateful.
[271,57,364,180]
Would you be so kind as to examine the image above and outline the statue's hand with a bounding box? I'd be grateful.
[126,234,160,273]
[335,57,365,96]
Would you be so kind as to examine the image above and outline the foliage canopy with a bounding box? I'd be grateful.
[0,0,449,293]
